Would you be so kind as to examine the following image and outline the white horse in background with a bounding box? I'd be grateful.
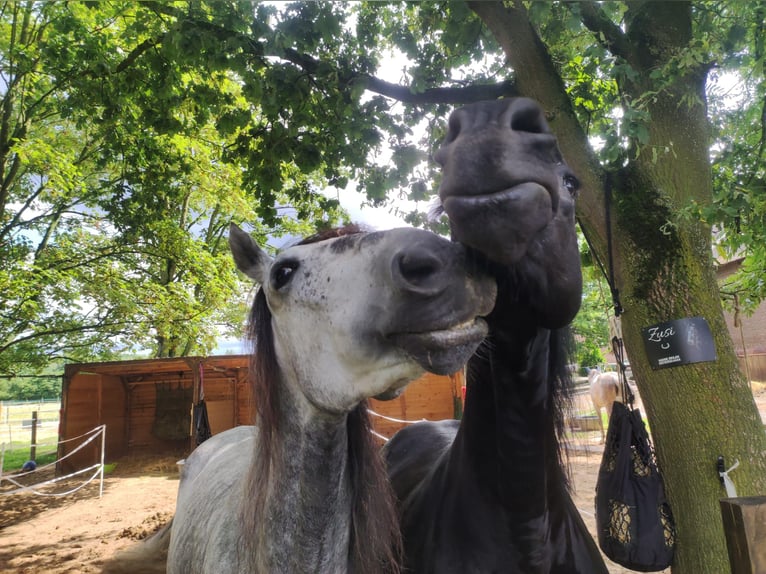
[104,223,496,574]
[587,367,622,443]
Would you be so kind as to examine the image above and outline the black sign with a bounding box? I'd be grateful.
[641,316,717,370]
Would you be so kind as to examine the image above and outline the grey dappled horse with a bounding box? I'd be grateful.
[104,224,495,574]
[384,98,609,573]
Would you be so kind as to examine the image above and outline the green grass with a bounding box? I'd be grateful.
[1,400,61,473]
[1,447,57,472]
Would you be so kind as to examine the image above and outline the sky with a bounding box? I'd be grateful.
[331,186,413,230]
[321,47,423,231]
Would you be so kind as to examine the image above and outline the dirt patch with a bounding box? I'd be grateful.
[1,456,180,574]
[0,465,102,530]
[117,511,174,541]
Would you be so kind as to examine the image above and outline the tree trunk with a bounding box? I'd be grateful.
[613,163,766,574]
[470,2,766,572]
[613,6,766,568]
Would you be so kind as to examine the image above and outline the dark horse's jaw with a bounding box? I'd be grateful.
[443,182,554,264]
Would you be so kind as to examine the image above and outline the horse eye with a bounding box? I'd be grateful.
[563,174,580,197]
[272,262,298,289]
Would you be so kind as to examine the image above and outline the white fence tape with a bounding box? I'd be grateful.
[370,429,390,443]
[367,409,429,425]
[367,409,434,443]
[1,424,106,498]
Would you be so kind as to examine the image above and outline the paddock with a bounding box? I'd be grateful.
[0,450,640,574]
[58,355,464,473]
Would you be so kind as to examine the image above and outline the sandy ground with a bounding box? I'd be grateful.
[1,456,179,574]
[0,440,644,574]
[1,385,763,574]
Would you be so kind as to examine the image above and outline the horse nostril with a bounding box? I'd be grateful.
[509,98,549,134]
[393,249,444,294]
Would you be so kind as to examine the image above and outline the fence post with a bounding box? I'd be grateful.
[720,496,766,574]
[30,411,38,461]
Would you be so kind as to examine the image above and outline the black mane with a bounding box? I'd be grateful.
[547,326,577,488]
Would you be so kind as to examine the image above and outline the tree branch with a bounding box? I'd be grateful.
[114,35,165,74]
[576,2,636,65]
[0,174,45,241]
[143,4,520,107]
[280,46,518,104]
[363,76,518,105]
[0,320,128,354]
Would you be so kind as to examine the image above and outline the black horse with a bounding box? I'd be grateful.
[384,98,609,573]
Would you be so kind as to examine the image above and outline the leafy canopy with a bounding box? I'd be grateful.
[2,1,765,377]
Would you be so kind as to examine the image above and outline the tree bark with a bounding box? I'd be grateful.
[470,2,766,572]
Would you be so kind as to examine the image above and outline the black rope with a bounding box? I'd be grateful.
[604,171,623,317]
[603,172,633,406]
[612,331,635,406]
[580,171,632,403]
[577,219,609,288]
[576,172,622,316]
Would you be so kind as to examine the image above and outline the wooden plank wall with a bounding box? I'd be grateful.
[60,359,463,467]
[126,376,191,453]
[235,373,255,426]
[125,368,248,453]
[101,374,127,461]
[369,372,464,440]
[201,374,236,435]
[59,373,127,473]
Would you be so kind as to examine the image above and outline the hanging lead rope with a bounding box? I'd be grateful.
[577,172,623,320]
[602,172,634,407]
[194,363,212,446]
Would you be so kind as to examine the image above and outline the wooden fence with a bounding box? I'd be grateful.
[740,352,766,383]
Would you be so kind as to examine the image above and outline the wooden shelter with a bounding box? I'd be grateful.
[58,355,464,473]
[718,257,766,381]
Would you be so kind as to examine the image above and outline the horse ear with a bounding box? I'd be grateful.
[229,223,273,284]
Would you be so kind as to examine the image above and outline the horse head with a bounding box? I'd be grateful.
[434,97,582,328]
[229,224,496,413]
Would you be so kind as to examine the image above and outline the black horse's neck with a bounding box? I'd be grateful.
[448,325,562,571]
[460,326,558,501]
[435,269,579,571]
[386,96,607,573]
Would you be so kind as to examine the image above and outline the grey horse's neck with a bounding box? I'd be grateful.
[252,376,352,573]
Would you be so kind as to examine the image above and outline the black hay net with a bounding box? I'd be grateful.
[152,382,193,441]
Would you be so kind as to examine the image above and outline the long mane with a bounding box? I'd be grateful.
[547,326,577,489]
[244,224,401,573]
